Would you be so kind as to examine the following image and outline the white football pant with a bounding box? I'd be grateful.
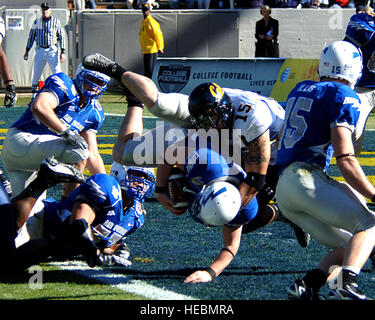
[1,128,89,196]
[120,92,191,166]
[276,161,375,249]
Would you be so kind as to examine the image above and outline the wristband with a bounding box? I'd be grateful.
[371,194,375,203]
[4,80,13,85]
[155,186,167,194]
[335,153,355,161]
[204,267,216,279]
[221,247,235,259]
[244,172,266,191]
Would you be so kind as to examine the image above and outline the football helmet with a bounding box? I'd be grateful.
[189,180,241,227]
[188,82,234,129]
[318,41,362,89]
[110,162,155,202]
[75,63,111,100]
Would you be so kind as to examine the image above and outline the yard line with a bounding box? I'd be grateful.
[50,261,198,300]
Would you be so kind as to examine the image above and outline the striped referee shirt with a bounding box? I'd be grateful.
[26,16,65,52]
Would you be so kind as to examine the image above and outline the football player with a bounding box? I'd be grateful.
[81,53,310,246]
[344,9,375,155]
[156,147,273,283]
[1,157,155,273]
[277,41,375,300]
[1,64,110,200]
[81,54,284,206]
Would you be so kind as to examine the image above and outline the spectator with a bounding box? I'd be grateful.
[264,0,299,7]
[198,0,211,8]
[137,0,160,9]
[255,5,279,58]
[168,0,180,8]
[23,3,66,96]
[139,4,164,79]
[235,0,263,8]
[85,0,97,8]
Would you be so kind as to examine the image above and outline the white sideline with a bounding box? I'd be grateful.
[49,261,198,300]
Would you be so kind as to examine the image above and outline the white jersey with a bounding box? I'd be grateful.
[125,88,285,166]
[225,88,285,144]
[225,88,285,164]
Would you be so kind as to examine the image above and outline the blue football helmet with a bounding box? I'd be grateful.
[75,63,111,100]
[110,162,155,202]
[188,82,234,129]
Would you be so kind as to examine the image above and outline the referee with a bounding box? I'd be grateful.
[23,2,66,95]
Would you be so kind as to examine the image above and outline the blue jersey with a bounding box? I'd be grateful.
[277,80,360,173]
[12,72,105,135]
[345,13,375,88]
[185,148,258,227]
[43,174,146,248]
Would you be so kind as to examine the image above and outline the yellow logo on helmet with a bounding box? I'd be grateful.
[209,83,224,101]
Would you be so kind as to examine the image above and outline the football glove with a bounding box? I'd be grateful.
[98,242,131,267]
[4,84,17,108]
[59,127,88,150]
[98,251,132,267]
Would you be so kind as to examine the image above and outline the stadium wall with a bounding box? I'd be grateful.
[2,7,356,88]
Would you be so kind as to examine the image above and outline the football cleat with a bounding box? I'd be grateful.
[83,53,121,79]
[290,223,311,248]
[287,279,321,300]
[328,283,368,300]
[38,157,86,188]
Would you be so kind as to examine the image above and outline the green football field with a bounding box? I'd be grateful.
[1,99,375,305]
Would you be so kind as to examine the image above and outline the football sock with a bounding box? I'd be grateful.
[12,177,47,202]
[112,64,127,83]
[242,204,279,234]
[303,268,327,291]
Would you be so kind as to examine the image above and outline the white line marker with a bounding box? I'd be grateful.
[49,261,198,300]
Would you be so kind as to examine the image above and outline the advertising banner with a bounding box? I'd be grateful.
[153,58,319,104]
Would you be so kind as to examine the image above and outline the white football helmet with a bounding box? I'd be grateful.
[110,161,155,202]
[318,41,362,89]
[189,181,241,227]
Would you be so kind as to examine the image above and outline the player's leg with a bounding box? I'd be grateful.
[82,54,191,127]
[2,128,88,195]
[12,157,85,229]
[113,106,144,164]
[277,162,375,299]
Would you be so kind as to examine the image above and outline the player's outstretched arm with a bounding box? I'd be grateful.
[184,225,242,283]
